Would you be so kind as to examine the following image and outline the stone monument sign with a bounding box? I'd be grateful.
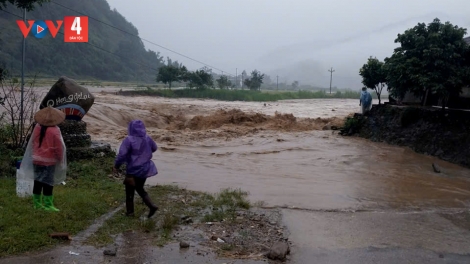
[40,76,95,120]
[39,76,111,161]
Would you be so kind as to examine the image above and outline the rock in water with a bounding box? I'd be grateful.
[266,241,290,261]
[432,163,441,173]
[40,76,95,121]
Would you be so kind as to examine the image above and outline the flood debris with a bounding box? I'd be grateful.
[194,209,288,261]
[49,232,72,240]
[432,163,442,173]
[160,146,177,151]
[181,215,193,224]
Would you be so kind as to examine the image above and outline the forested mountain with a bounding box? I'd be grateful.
[0,0,166,82]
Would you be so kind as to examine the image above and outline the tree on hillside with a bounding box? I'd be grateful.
[243,70,265,91]
[216,75,232,89]
[359,56,387,104]
[0,0,167,82]
[0,0,50,80]
[384,18,470,109]
[0,0,49,10]
[166,57,184,68]
[156,65,187,89]
[187,70,213,90]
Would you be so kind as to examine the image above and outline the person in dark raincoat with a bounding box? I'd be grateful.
[113,120,159,218]
[359,87,373,114]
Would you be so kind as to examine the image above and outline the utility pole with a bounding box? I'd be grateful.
[236,68,238,89]
[276,75,279,91]
[328,67,335,94]
[20,8,26,144]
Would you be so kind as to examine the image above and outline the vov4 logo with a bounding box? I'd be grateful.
[16,16,88,42]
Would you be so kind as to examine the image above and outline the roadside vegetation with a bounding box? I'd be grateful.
[359,18,470,109]
[85,187,252,248]
[0,155,122,257]
[1,150,254,256]
[124,88,377,102]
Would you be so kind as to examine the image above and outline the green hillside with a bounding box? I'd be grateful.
[0,0,166,82]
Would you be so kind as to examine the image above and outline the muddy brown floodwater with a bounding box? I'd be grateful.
[4,89,470,263]
[88,93,470,263]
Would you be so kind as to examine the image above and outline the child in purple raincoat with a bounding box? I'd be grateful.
[113,120,159,218]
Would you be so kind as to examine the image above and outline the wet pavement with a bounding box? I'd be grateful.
[0,242,269,264]
[283,209,470,263]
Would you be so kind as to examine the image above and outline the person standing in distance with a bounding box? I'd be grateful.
[359,87,373,114]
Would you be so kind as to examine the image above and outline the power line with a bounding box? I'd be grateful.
[1,8,161,72]
[50,1,234,76]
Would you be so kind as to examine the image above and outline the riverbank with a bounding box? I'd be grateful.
[340,104,470,169]
[0,155,121,257]
[0,154,289,262]
[117,88,376,102]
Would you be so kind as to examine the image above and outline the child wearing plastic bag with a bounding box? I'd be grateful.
[113,120,159,218]
[20,106,67,212]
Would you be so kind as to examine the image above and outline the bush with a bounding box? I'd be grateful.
[400,107,422,127]
[340,117,364,135]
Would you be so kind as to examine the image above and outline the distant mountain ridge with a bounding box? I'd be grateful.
[0,0,166,82]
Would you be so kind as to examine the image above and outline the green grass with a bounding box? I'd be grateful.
[9,76,162,88]
[122,88,373,102]
[84,185,186,247]
[0,156,122,257]
[201,188,250,222]
[0,148,255,256]
[84,187,252,248]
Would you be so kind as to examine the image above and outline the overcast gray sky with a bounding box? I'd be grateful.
[107,0,470,89]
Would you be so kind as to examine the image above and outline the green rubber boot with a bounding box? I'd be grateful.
[33,194,45,209]
[43,195,60,212]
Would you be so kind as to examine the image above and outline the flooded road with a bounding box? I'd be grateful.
[150,130,470,211]
[82,93,469,212]
[4,90,468,263]
[81,93,470,263]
